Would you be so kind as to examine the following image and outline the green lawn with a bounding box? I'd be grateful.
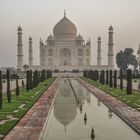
[0,78,55,135]
[82,77,140,112]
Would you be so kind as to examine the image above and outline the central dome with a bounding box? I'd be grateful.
[53,14,77,38]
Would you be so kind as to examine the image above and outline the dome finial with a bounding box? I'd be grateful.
[64,9,66,17]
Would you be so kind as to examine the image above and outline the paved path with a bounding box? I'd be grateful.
[2,79,26,93]
[4,78,60,140]
[117,79,140,92]
[76,77,140,135]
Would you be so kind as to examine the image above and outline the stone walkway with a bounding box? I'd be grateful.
[4,78,60,140]
[2,79,26,93]
[76,77,140,135]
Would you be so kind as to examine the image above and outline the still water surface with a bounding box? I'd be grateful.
[41,78,140,140]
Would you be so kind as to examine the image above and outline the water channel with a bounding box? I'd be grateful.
[41,78,140,140]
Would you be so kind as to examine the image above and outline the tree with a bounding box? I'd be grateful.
[7,70,11,103]
[0,71,2,109]
[26,70,30,91]
[16,76,20,96]
[116,48,138,72]
[33,71,36,88]
[95,70,99,81]
[89,70,93,79]
[126,69,132,95]
[106,70,109,85]
[42,70,46,81]
[101,70,105,84]
[114,70,117,88]
[47,70,52,79]
[29,70,33,90]
[109,70,113,88]
[120,69,123,90]
[36,70,39,86]
[99,71,102,83]
[22,80,25,90]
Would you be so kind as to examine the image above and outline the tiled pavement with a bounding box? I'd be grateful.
[76,77,140,135]
[4,78,60,140]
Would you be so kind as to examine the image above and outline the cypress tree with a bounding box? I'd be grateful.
[0,71,2,109]
[86,70,88,78]
[33,71,36,88]
[106,70,109,85]
[91,70,93,80]
[100,70,105,84]
[29,70,33,90]
[89,70,92,79]
[96,70,99,81]
[22,80,25,90]
[94,70,98,81]
[87,70,90,78]
[16,76,20,96]
[83,70,86,77]
[85,70,88,78]
[109,70,113,88]
[47,70,51,79]
[114,70,117,88]
[41,70,43,82]
[7,70,11,103]
[50,70,52,78]
[120,69,123,90]
[26,70,30,91]
[99,71,102,83]
[102,70,105,84]
[36,70,39,86]
[126,69,132,95]
[41,70,46,81]
[92,70,95,80]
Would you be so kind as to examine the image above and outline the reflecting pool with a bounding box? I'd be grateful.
[41,78,140,140]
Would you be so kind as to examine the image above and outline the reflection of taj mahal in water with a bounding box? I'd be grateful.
[53,78,91,128]
[17,11,114,71]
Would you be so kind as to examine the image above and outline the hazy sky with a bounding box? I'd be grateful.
[0,0,140,67]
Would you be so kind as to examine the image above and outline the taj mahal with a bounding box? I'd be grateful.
[17,12,114,71]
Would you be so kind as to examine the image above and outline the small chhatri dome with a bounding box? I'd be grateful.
[18,26,22,31]
[53,11,77,38]
[76,34,84,40]
[109,25,113,30]
[47,34,54,40]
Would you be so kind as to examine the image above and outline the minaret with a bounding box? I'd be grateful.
[17,26,23,70]
[108,25,114,66]
[97,36,101,65]
[29,37,33,66]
